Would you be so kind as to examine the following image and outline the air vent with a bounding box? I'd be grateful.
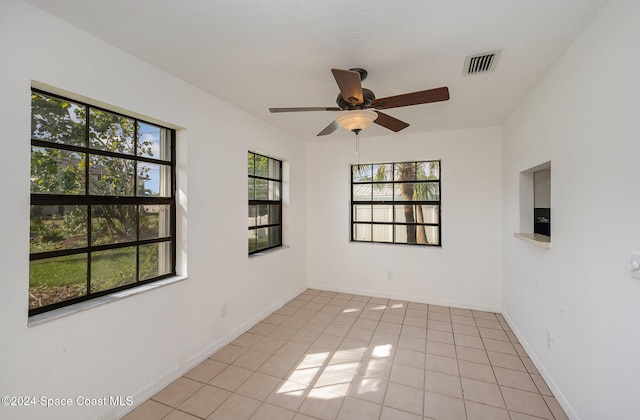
[464,50,501,76]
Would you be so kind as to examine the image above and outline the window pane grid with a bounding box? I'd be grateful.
[248,152,282,255]
[32,139,171,166]
[351,160,441,247]
[29,89,176,315]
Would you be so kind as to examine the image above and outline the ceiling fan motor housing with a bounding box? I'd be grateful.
[336,88,376,109]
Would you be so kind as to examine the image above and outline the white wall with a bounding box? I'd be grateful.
[0,1,307,419]
[501,0,640,418]
[5,0,637,418]
[307,127,503,311]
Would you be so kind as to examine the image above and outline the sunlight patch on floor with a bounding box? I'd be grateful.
[276,341,395,401]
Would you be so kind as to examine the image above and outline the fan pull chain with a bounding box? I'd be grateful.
[355,131,360,168]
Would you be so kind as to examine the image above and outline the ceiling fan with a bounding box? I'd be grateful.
[269,68,450,136]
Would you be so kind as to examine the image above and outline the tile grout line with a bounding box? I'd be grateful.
[127,289,566,420]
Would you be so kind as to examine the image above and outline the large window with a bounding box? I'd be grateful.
[351,160,441,246]
[29,89,176,315]
[248,152,282,254]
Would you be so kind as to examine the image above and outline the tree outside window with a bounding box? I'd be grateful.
[29,90,176,315]
[351,160,441,246]
[248,152,282,254]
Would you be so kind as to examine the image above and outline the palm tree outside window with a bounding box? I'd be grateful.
[351,160,441,246]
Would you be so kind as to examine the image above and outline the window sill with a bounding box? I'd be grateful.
[513,233,551,249]
[28,275,188,327]
[248,245,289,258]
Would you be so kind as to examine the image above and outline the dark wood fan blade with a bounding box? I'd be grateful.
[331,69,364,105]
[374,111,410,132]
[317,120,340,136]
[269,107,341,113]
[371,87,449,110]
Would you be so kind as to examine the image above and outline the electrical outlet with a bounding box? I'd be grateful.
[546,331,553,349]
[220,304,227,318]
[387,271,394,280]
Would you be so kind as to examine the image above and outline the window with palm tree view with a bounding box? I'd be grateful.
[351,160,441,246]
[248,152,282,254]
[29,89,176,315]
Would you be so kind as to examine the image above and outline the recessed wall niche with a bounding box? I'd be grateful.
[515,161,551,248]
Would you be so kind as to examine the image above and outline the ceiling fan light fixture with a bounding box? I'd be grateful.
[335,109,378,132]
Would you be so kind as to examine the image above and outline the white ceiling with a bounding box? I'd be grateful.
[26,0,608,140]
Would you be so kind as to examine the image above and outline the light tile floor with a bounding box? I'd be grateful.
[123,289,568,420]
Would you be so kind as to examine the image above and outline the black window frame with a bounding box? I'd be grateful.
[29,88,177,316]
[248,151,283,255]
[350,160,442,246]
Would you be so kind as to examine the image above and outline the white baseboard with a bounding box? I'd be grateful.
[101,285,307,420]
[307,282,503,313]
[501,311,578,420]
[103,283,509,420]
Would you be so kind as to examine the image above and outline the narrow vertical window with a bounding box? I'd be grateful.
[29,89,176,315]
[248,152,282,254]
[351,160,441,246]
